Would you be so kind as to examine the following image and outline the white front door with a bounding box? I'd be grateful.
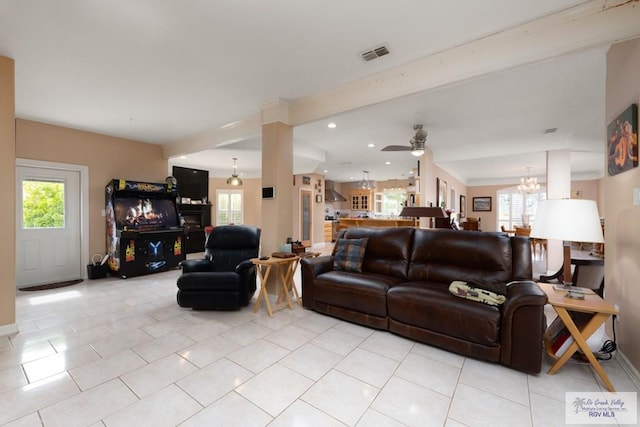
[16,166,82,287]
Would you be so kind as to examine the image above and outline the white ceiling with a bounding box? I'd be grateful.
[0,1,632,185]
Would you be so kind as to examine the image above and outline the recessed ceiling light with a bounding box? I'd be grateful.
[327,122,337,129]
[179,156,186,159]
[323,170,328,173]
[368,143,375,148]
[409,170,414,174]
[385,161,391,165]
[349,176,354,180]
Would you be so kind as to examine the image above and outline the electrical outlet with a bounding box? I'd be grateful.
[614,304,620,321]
[634,188,640,206]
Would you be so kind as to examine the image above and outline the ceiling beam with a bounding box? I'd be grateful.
[164,0,640,159]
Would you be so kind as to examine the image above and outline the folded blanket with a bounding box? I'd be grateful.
[449,281,506,306]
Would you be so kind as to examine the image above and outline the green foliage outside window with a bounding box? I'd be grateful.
[22,180,65,228]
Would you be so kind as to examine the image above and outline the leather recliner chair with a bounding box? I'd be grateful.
[177,225,261,309]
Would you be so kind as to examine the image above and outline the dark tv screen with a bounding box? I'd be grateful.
[114,197,179,229]
[172,166,208,201]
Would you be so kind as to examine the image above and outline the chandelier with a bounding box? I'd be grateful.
[357,170,375,190]
[518,167,539,194]
[226,158,243,186]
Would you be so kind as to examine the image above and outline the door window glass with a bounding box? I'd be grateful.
[22,179,65,228]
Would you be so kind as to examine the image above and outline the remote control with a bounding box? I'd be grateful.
[259,256,269,260]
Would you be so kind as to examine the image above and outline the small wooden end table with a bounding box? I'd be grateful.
[251,256,300,318]
[538,282,619,391]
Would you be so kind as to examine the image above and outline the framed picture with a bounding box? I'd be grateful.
[315,194,323,203]
[436,178,447,209]
[303,176,311,185]
[472,197,492,212]
[607,103,638,176]
[459,195,466,218]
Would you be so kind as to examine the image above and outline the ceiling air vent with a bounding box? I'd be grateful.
[361,44,390,62]
[543,128,558,134]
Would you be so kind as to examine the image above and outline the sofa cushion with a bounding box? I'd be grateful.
[339,227,414,280]
[333,238,368,272]
[387,282,501,346]
[313,270,400,317]
[408,229,512,295]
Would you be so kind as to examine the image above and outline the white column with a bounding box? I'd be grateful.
[260,100,294,255]
[545,149,571,274]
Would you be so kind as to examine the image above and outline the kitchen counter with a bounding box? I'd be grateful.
[337,217,417,231]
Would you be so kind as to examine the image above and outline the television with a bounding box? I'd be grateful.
[114,196,179,230]
[172,166,209,201]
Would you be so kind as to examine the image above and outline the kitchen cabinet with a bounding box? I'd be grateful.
[349,189,372,211]
[324,221,333,243]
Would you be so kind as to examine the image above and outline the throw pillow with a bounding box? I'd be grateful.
[333,238,368,273]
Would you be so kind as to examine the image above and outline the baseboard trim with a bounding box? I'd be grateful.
[618,350,640,390]
[0,322,18,337]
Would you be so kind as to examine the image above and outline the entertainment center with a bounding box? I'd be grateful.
[172,166,212,254]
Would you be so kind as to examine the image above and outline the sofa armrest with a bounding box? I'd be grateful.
[500,281,548,373]
[503,281,547,317]
[236,259,255,273]
[180,258,214,273]
[301,255,334,308]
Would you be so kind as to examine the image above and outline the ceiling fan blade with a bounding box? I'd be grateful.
[381,145,412,152]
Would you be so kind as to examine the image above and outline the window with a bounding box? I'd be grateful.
[375,190,407,217]
[216,190,243,225]
[497,186,546,230]
[22,179,65,228]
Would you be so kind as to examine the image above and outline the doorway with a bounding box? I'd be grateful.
[15,160,88,288]
[300,190,312,247]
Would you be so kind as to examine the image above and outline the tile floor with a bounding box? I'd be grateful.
[1,250,638,426]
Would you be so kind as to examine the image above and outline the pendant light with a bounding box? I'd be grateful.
[357,170,375,190]
[226,158,243,186]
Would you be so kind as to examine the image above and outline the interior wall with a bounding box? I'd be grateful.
[0,56,16,332]
[434,165,467,213]
[605,37,640,371]
[571,179,600,210]
[15,119,168,258]
[208,178,262,229]
[465,184,503,232]
[466,179,601,233]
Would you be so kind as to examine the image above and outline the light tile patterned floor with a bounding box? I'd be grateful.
[0,252,637,426]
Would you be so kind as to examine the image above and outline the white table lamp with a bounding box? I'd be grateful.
[530,199,604,287]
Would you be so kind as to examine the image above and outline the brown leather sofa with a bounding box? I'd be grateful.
[301,227,548,373]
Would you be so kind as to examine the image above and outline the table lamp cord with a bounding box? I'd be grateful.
[595,314,617,360]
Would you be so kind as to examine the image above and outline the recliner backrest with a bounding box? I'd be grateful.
[204,225,261,272]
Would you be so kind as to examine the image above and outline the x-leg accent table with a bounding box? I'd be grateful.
[251,256,299,318]
[538,282,619,392]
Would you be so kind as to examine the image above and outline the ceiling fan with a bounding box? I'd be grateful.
[381,124,427,157]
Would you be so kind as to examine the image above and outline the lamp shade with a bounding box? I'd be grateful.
[530,199,604,243]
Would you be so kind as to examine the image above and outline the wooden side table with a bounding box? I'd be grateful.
[538,282,619,391]
[251,256,299,318]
